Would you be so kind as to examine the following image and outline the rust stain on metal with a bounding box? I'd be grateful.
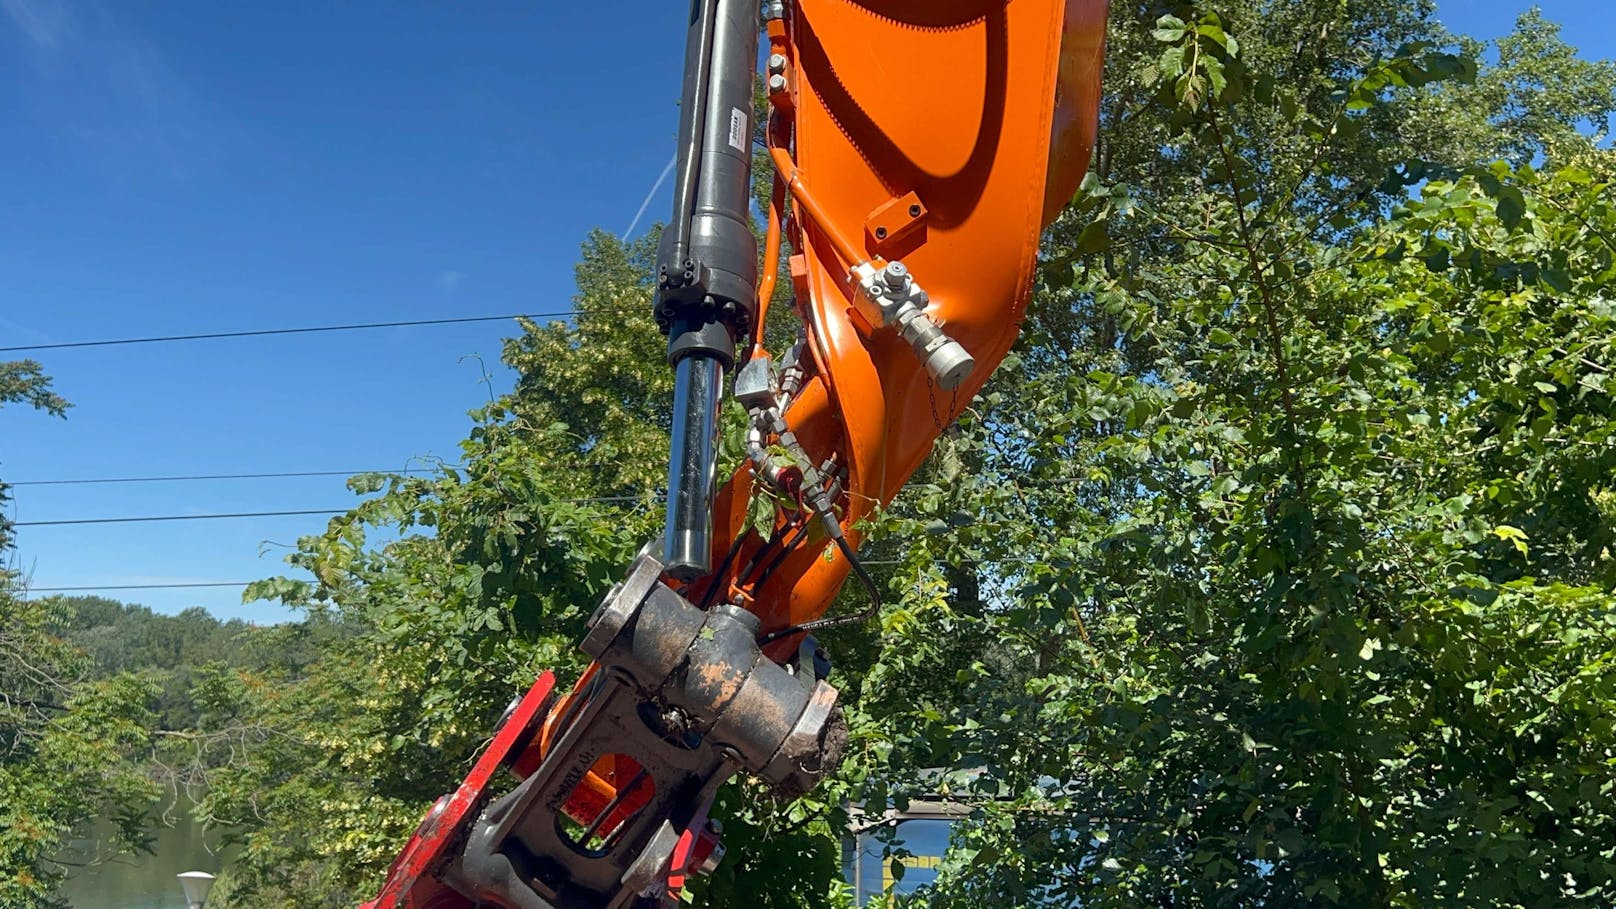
[693,659,744,702]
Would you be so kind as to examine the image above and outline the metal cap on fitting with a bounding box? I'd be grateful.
[925,337,976,390]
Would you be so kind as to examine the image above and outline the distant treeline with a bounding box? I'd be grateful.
[40,595,351,729]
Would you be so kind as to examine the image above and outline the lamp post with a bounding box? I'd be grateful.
[176,871,215,909]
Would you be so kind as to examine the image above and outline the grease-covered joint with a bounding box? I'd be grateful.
[761,679,843,799]
[585,550,845,792]
[852,260,977,390]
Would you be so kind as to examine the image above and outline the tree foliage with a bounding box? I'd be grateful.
[0,360,69,418]
[0,597,160,908]
[1,367,164,909]
[1,358,68,554]
[843,4,1616,907]
[872,158,1616,909]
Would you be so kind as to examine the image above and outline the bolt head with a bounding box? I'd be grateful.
[768,53,788,74]
[768,73,788,93]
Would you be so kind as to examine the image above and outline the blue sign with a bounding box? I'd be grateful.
[845,816,957,904]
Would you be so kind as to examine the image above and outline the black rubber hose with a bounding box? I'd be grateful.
[757,526,882,645]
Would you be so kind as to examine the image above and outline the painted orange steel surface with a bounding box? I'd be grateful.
[715,0,1110,645]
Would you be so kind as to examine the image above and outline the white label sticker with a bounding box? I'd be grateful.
[728,107,748,152]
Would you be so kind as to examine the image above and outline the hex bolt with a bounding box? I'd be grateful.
[768,53,788,74]
[768,73,788,93]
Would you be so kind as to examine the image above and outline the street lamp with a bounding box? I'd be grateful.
[176,871,215,909]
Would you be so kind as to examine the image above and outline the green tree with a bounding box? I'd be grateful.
[1,359,68,553]
[0,359,68,416]
[1458,9,1616,167]
[1,366,163,909]
[841,5,1616,907]
[44,596,300,729]
[0,597,161,908]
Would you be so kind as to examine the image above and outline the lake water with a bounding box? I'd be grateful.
[58,813,231,909]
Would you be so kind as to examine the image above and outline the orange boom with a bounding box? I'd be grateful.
[364,3,1107,907]
[706,0,1110,644]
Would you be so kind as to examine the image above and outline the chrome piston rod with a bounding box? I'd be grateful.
[663,353,725,579]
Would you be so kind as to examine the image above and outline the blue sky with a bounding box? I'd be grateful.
[1,1,1609,622]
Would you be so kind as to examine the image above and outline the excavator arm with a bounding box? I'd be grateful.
[363,2,1106,906]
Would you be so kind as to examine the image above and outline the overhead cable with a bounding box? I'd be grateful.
[12,494,656,527]
[10,467,463,487]
[25,582,255,592]
[14,509,344,527]
[0,306,637,353]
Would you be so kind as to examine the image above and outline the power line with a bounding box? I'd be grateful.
[10,467,464,487]
[0,308,625,354]
[11,494,656,527]
[26,582,254,592]
[14,509,342,527]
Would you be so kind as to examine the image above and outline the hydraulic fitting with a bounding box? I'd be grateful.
[852,261,976,390]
